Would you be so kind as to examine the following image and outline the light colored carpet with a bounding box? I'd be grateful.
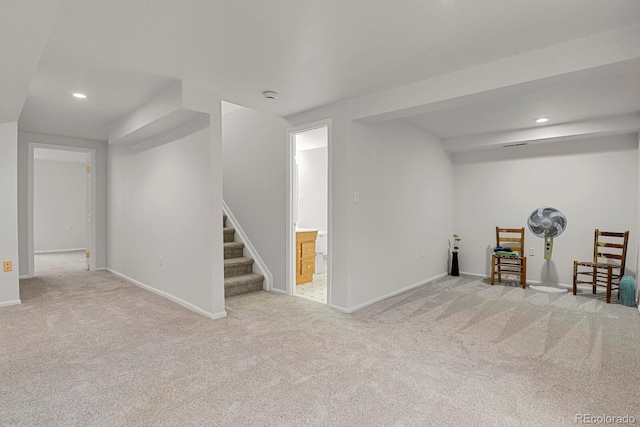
[1,253,639,426]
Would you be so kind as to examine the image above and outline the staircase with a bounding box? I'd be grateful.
[223,213,264,297]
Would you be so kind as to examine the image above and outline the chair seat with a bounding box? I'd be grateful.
[494,254,524,260]
[575,261,617,268]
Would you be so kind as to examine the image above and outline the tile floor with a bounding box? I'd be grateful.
[295,274,327,304]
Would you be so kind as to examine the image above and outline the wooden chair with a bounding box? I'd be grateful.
[573,230,629,303]
[491,227,527,289]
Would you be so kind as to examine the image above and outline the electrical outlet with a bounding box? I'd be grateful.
[353,192,360,203]
[3,260,12,272]
[67,225,73,231]
[421,248,424,258]
[159,256,163,266]
[529,247,535,256]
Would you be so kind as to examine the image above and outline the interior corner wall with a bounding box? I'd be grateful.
[0,122,20,306]
[107,126,215,315]
[347,120,453,309]
[637,132,640,310]
[34,160,87,252]
[222,107,289,292]
[453,134,638,286]
[17,132,108,276]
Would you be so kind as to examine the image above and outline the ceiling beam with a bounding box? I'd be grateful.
[442,113,640,153]
[350,25,640,124]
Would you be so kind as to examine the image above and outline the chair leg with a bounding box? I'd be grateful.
[572,261,577,295]
[490,255,495,285]
[606,266,612,303]
[521,257,526,289]
[497,258,502,283]
[592,264,597,294]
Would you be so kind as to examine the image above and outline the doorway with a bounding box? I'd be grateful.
[28,143,96,277]
[287,121,331,305]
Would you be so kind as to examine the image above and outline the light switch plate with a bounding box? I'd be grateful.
[3,260,12,272]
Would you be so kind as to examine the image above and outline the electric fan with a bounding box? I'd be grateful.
[527,207,568,293]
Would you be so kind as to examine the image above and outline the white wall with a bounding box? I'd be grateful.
[453,134,638,286]
[0,122,20,306]
[286,102,456,312]
[34,160,87,252]
[347,120,453,309]
[296,146,328,232]
[18,132,108,276]
[108,126,217,315]
[222,107,289,292]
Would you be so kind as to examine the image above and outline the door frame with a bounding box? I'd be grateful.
[286,119,332,305]
[27,142,97,277]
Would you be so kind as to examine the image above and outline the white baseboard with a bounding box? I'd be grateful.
[341,272,449,314]
[269,287,287,295]
[459,271,486,278]
[106,268,227,320]
[35,248,85,254]
[19,275,33,280]
[461,271,584,290]
[223,200,274,291]
[0,299,21,308]
[329,303,349,313]
[94,267,106,271]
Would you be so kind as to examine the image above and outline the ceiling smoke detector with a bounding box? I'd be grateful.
[263,91,278,99]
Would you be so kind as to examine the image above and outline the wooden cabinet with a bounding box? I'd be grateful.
[296,230,317,284]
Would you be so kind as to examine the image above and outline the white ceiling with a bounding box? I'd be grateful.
[34,148,89,163]
[3,0,640,146]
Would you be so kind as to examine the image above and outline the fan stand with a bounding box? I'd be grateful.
[529,259,568,294]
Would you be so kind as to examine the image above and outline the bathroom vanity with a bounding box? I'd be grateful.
[296,230,317,284]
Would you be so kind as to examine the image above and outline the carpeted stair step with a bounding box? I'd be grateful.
[223,227,236,243]
[223,213,227,228]
[224,273,264,297]
[224,257,254,277]
[224,241,244,259]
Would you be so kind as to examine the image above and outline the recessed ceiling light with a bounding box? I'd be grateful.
[72,93,87,99]
[535,117,549,123]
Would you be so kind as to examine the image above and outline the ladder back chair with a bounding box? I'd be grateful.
[491,227,527,289]
[573,230,629,303]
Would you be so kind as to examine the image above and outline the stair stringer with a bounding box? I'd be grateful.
[222,200,275,292]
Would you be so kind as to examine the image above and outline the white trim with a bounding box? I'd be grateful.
[0,300,22,308]
[269,288,287,295]
[28,143,96,277]
[286,119,333,305]
[35,248,85,254]
[339,272,449,314]
[459,271,486,278]
[329,304,350,313]
[19,275,33,280]
[222,200,274,292]
[106,268,227,320]
[461,270,592,291]
[94,267,106,271]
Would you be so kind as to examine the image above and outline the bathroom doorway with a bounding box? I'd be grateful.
[287,121,331,305]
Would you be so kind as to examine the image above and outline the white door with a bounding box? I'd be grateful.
[85,163,91,271]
